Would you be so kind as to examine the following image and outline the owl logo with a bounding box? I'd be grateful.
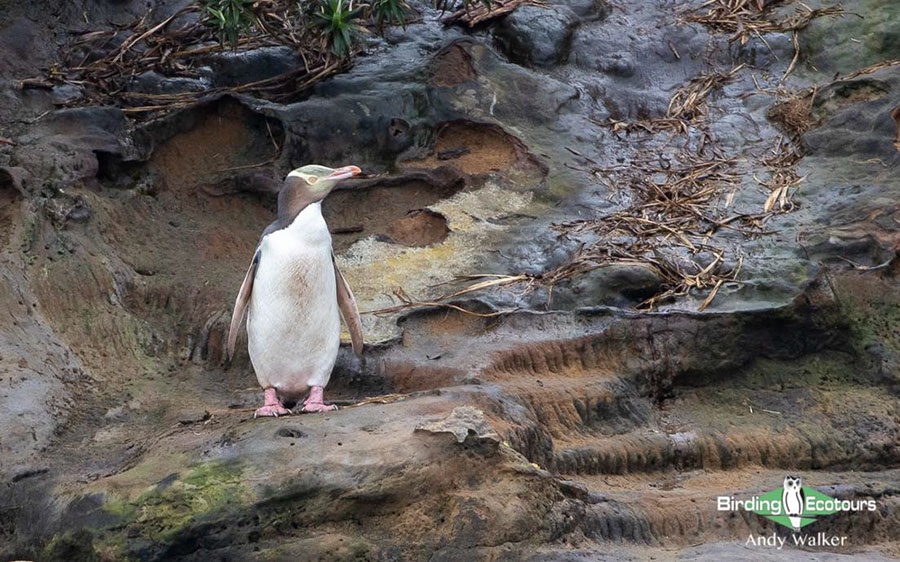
[782,475,805,530]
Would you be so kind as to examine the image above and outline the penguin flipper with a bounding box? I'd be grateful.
[226,249,260,364]
[333,254,364,357]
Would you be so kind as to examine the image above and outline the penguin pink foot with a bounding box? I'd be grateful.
[255,387,291,418]
[300,385,337,413]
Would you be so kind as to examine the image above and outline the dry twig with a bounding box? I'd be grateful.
[600,65,744,136]
[363,278,526,316]
[37,0,348,118]
[680,1,846,82]
[548,152,747,310]
[667,64,745,120]
[371,152,754,315]
[681,0,845,45]
[441,0,540,27]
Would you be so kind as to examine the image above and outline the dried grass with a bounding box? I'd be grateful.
[605,118,689,136]
[601,64,744,137]
[840,59,900,80]
[373,58,872,315]
[364,277,527,316]
[366,8,894,317]
[603,2,846,136]
[680,0,846,80]
[764,58,900,140]
[667,64,745,121]
[33,1,346,117]
[766,87,818,137]
[681,0,845,44]
[756,57,900,215]
[367,4,861,316]
[548,152,747,310]
[366,151,758,315]
[345,393,411,407]
[755,136,804,216]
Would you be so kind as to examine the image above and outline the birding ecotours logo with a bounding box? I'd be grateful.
[752,475,834,530]
[717,475,877,531]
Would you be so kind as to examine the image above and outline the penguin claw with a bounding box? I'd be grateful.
[299,402,338,413]
[253,404,292,418]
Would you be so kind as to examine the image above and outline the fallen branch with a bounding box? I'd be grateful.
[362,280,525,317]
[441,0,538,27]
[32,0,349,118]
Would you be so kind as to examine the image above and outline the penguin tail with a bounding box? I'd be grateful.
[789,516,802,530]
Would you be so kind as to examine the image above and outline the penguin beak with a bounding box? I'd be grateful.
[325,165,362,182]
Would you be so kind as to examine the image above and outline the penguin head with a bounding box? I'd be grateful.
[277,164,362,225]
[287,164,362,199]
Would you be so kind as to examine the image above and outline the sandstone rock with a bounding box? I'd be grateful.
[415,406,501,447]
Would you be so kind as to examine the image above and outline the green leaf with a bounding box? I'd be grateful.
[207,7,226,25]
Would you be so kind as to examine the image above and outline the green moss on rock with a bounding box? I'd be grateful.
[42,529,100,562]
[89,460,251,557]
[801,0,900,76]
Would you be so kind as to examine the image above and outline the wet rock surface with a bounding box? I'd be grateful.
[1,0,899,560]
[493,5,580,68]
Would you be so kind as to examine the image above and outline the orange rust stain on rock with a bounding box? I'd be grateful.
[415,122,519,175]
[324,176,463,251]
[406,121,547,188]
[430,43,476,87]
[387,209,450,247]
[151,101,277,193]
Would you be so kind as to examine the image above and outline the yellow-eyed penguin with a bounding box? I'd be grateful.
[226,164,364,417]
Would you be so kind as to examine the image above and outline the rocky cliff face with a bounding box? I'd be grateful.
[1,0,899,560]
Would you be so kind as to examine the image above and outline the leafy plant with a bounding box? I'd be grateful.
[372,0,410,31]
[204,0,256,50]
[314,0,362,57]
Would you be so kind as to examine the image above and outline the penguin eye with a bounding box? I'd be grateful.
[307,176,318,184]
